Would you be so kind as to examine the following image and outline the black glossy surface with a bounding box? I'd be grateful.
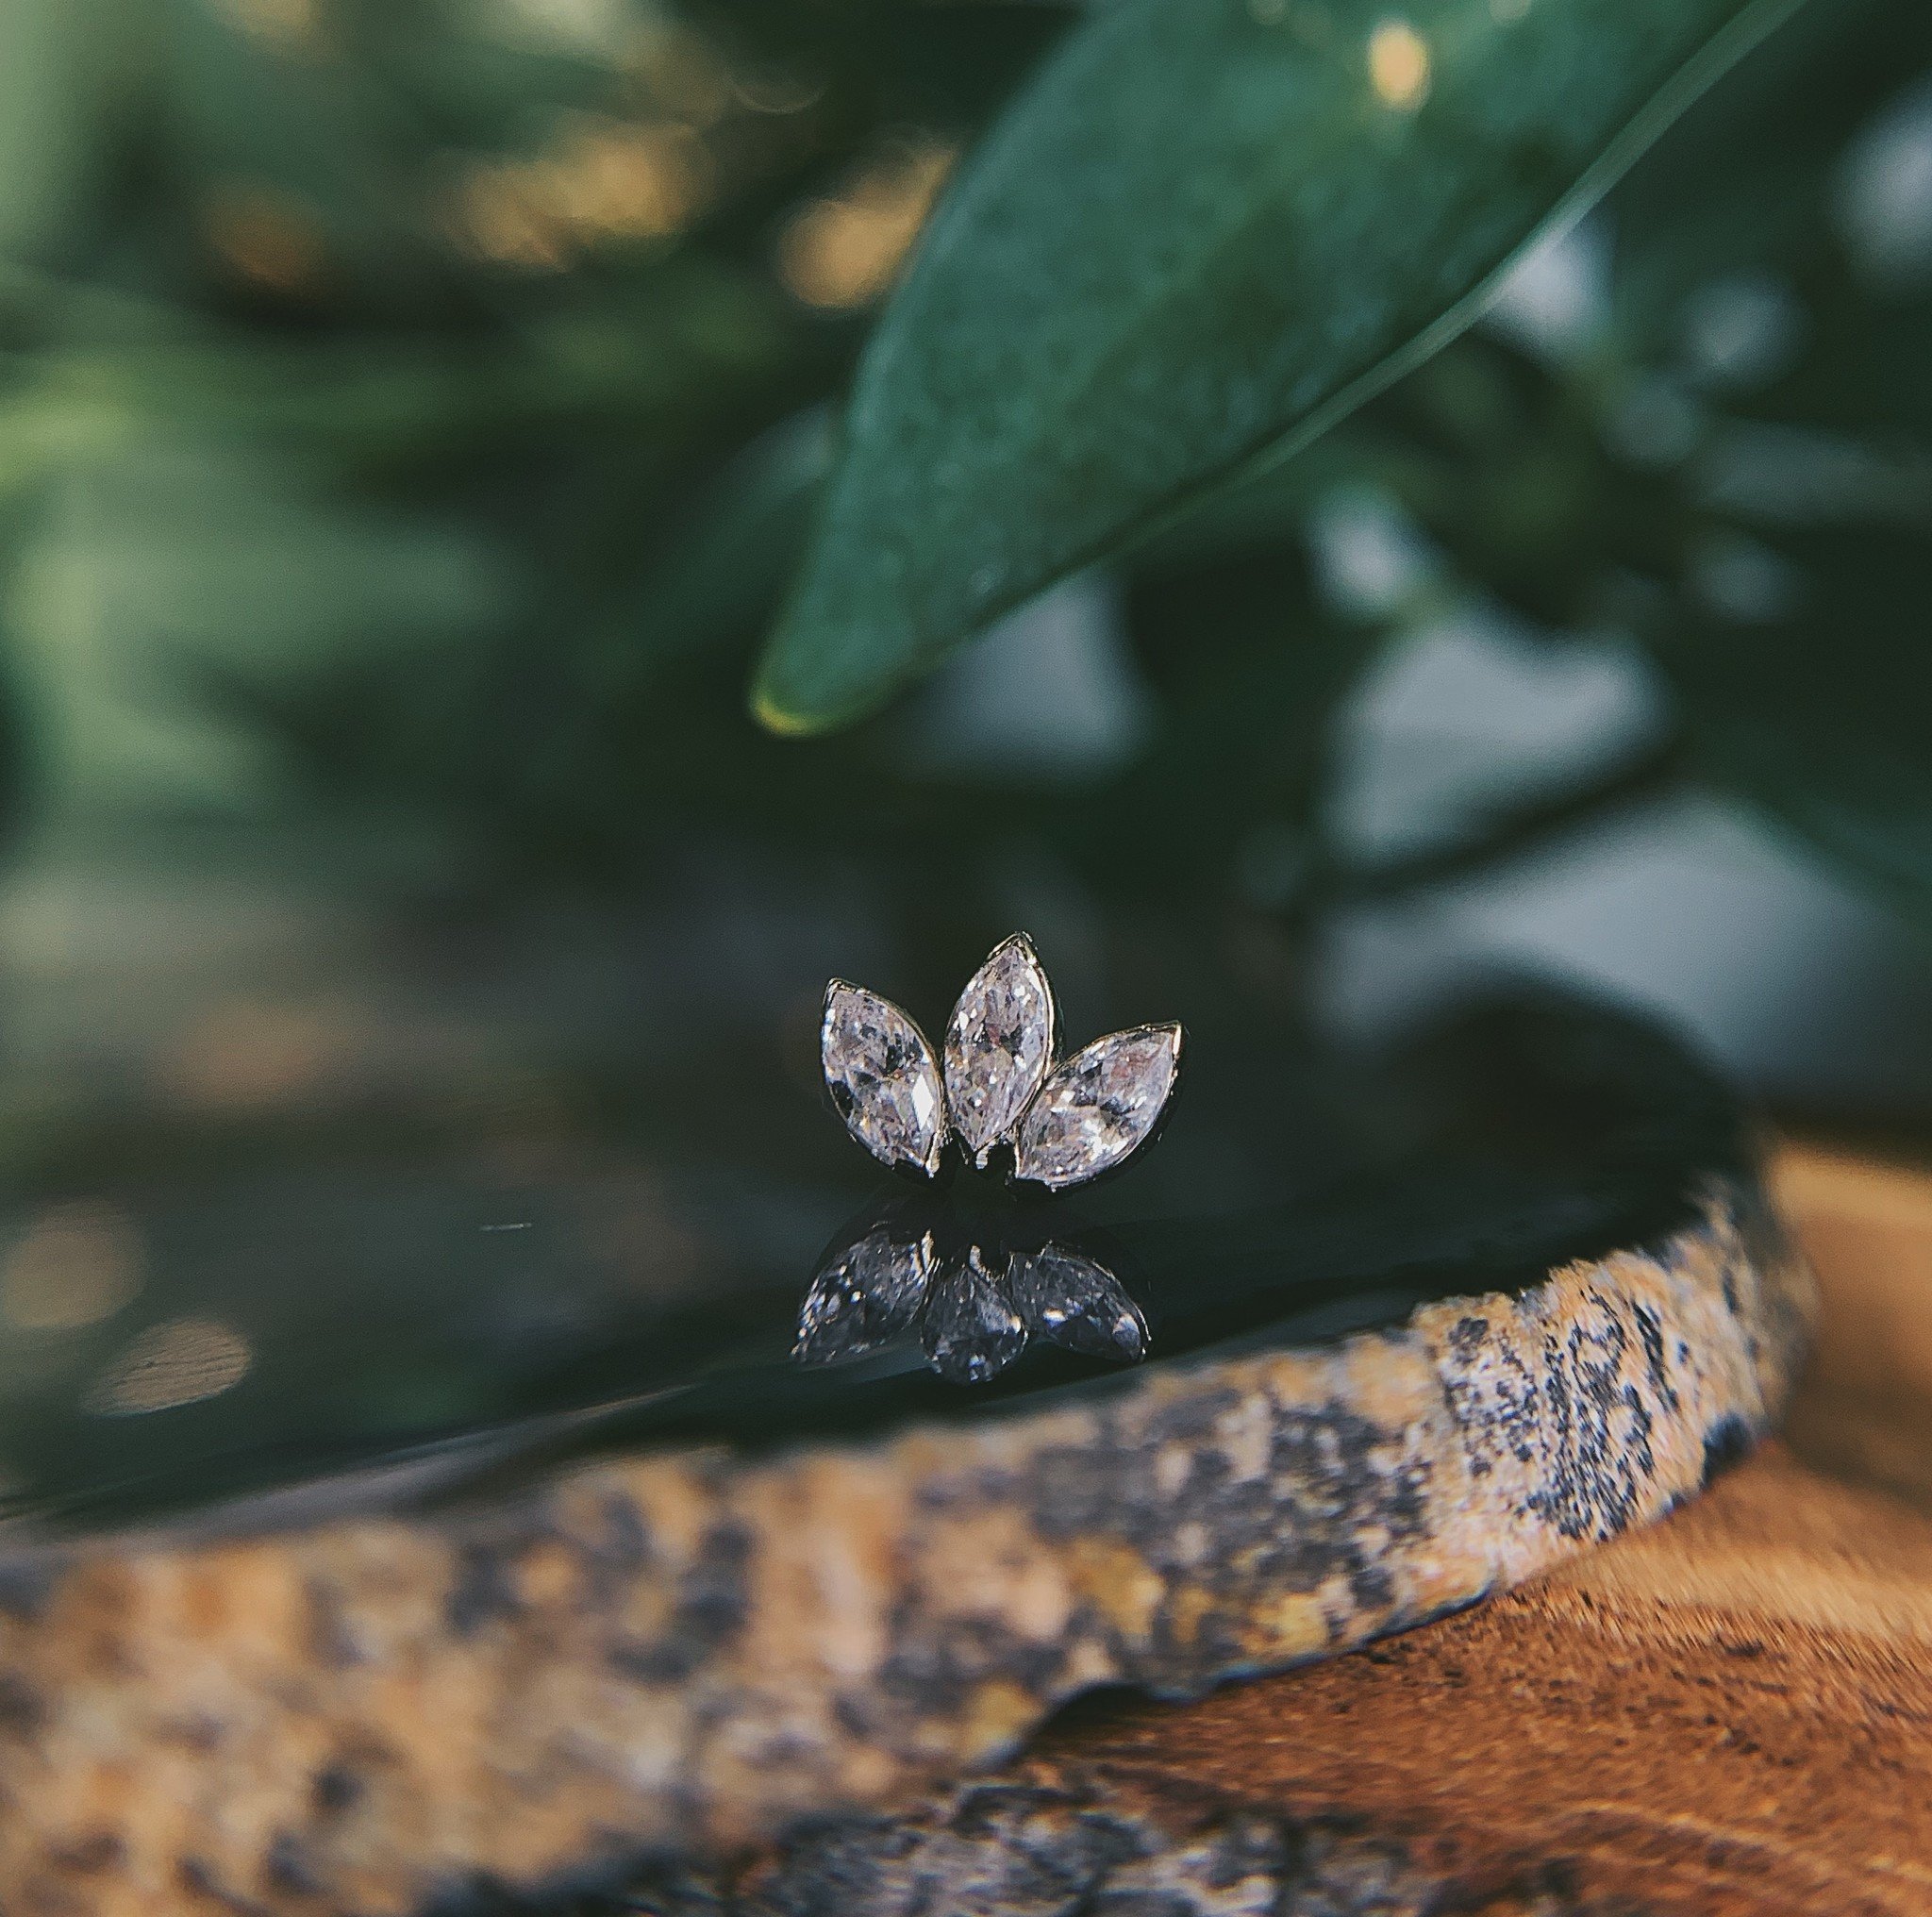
[0,882,1747,1541]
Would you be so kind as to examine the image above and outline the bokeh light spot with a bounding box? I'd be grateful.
[158,999,360,1113]
[1,1202,144,1332]
[447,118,712,270]
[209,0,320,47]
[1370,21,1432,110]
[84,1319,253,1416]
[776,142,955,310]
[204,185,326,295]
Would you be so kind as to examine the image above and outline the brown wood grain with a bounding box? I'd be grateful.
[1779,1142,1932,1515]
[1037,1443,1932,1917]
[1017,1142,1932,1917]
[661,1143,1932,1917]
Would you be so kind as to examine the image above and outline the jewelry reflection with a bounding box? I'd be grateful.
[794,1225,1148,1386]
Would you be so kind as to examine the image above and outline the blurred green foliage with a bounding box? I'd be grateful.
[0,0,1928,929]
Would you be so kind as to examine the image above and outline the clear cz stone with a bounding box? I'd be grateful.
[1008,1246,1147,1361]
[822,983,945,1175]
[941,934,1056,1166]
[922,1247,1026,1384]
[793,1229,932,1365]
[1013,1024,1182,1192]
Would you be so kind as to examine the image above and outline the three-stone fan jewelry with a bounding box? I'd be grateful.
[819,933,1184,1192]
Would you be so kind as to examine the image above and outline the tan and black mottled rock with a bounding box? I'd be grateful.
[601,1142,1932,1917]
[0,1178,1809,1916]
[627,1436,1932,1917]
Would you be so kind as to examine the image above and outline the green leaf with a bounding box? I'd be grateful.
[754,0,1812,733]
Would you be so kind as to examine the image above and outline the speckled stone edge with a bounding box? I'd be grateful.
[622,1759,1601,1917]
[0,1178,1811,1917]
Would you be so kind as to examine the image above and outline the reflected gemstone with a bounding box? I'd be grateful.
[922,1248,1027,1385]
[822,982,946,1175]
[1013,1024,1183,1192]
[942,934,1057,1166]
[793,1229,933,1365]
[1008,1246,1147,1361]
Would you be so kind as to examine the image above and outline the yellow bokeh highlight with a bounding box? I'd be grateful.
[1369,20,1432,111]
[204,184,327,294]
[776,142,956,311]
[1,1202,143,1331]
[210,0,320,47]
[449,117,714,271]
[84,1318,253,1416]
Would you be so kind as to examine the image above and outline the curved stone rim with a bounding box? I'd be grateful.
[0,1177,1813,1917]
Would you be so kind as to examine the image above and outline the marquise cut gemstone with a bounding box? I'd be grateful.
[822,983,945,1175]
[792,1229,932,1364]
[942,935,1056,1165]
[1013,1024,1182,1191]
[921,1248,1027,1384]
[1008,1246,1147,1360]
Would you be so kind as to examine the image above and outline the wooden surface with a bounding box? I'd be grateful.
[641,1143,1932,1917]
[1034,1444,1932,1916]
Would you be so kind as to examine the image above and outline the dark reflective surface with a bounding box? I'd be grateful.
[0,866,1748,1542]
[794,1199,1147,1385]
